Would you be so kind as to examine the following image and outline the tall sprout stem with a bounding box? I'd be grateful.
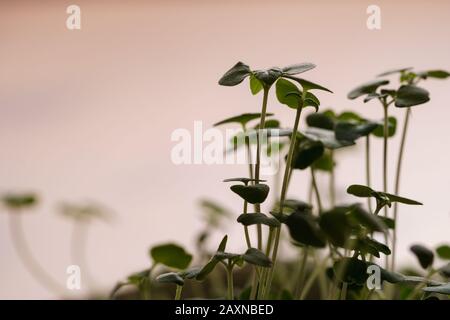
[294,247,309,299]
[254,87,269,251]
[8,213,65,296]
[311,167,323,213]
[391,108,411,271]
[329,150,336,207]
[243,201,251,248]
[365,136,373,213]
[226,263,234,300]
[175,285,183,300]
[265,102,304,297]
[382,101,389,270]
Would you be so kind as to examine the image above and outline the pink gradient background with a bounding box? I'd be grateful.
[0,0,449,298]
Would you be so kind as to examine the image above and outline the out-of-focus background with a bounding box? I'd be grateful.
[0,0,449,298]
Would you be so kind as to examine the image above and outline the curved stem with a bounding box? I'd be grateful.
[8,213,65,296]
[365,136,373,213]
[175,285,183,300]
[311,167,323,213]
[294,247,309,299]
[71,222,97,290]
[391,108,411,271]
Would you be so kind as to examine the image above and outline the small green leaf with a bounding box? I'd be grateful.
[214,113,273,127]
[156,272,185,286]
[303,127,355,149]
[337,111,363,123]
[423,283,450,295]
[348,79,390,99]
[395,85,430,108]
[242,248,272,268]
[335,121,378,142]
[254,68,283,86]
[292,139,324,170]
[255,119,280,129]
[223,177,266,185]
[319,208,352,247]
[2,193,37,210]
[284,211,327,248]
[230,184,270,204]
[196,257,220,281]
[150,244,193,269]
[306,112,335,130]
[282,63,316,75]
[377,67,413,77]
[249,74,263,95]
[384,193,422,205]
[179,267,202,280]
[237,213,281,228]
[410,244,434,269]
[347,205,387,233]
[418,70,450,79]
[372,117,397,138]
[312,151,335,172]
[379,216,395,229]
[286,76,333,93]
[436,245,450,260]
[219,62,251,86]
[217,235,228,252]
[347,184,374,197]
[276,78,301,108]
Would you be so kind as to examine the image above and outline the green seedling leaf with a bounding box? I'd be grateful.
[282,63,316,75]
[150,243,193,270]
[179,267,202,280]
[156,272,185,286]
[255,119,280,129]
[377,67,413,77]
[219,61,251,86]
[372,116,397,138]
[249,74,263,95]
[337,111,363,123]
[395,85,430,108]
[335,121,378,142]
[276,78,301,108]
[254,68,283,86]
[223,178,266,184]
[312,151,335,172]
[347,204,387,233]
[436,245,450,260]
[230,184,270,204]
[284,211,327,248]
[347,184,373,197]
[333,258,368,285]
[306,112,335,130]
[292,138,324,170]
[418,70,450,79]
[423,283,450,295]
[347,184,422,206]
[242,248,272,268]
[127,269,150,285]
[196,257,220,281]
[237,213,281,228]
[379,216,395,229]
[214,113,273,127]
[348,79,390,99]
[410,244,434,269]
[2,193,37,210]
[217,235,228,252]
[303,127,355,149]
[285,76,333,93]
[319,208,352,247]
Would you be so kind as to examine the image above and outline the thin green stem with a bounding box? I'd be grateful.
[340,282,348,300]
[8,212,65,296]
[365,136,373,213]
[226,263,234,300]
[243,201,252,249]
[391,108,411,271]
[311,167,323,213]
[382,102,389,217]
[265,103,304,296]
[294,247,309,299]
[329,151,336,207]
[175,285,183,300]
[254,87,269,251]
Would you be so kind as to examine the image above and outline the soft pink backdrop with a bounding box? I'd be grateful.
[0,0,449,298]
